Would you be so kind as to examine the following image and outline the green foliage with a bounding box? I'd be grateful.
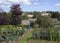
[0,25,25,41]
[30,21,35,27]
[46,11,60,20]
[33,11,41,18]
[37,16,53,28]
[21,14,28,20]
[20,30,32,43]
[31,26,60,41]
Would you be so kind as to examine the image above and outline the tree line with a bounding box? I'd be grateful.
[0,4,60,25]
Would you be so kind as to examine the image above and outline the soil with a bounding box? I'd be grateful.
[27,39,60,43]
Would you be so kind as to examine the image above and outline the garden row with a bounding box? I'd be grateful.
[31,25,60,41]
[0,25,25,43]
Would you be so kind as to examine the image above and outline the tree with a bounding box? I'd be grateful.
[10,4,22,25]
[33,11,41,18]
[21,14,28,20]
[37,15,53,28]
[46,11,60,20]
[0,12,9,25]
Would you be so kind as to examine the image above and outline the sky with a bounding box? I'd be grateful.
[0,0,60,12]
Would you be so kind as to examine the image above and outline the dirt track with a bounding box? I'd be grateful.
[27,40,60,43]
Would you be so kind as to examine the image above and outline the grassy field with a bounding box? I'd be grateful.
[19,29,32,43]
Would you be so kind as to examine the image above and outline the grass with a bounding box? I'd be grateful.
[20,30,32,43]
[0,25,15,28]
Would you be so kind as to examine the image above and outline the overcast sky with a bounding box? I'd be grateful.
[0,0,60,12]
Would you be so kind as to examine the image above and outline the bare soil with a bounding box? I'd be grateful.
[27,39,60,43]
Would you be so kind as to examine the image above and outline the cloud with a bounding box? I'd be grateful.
[0,0,3,3]
[0,0,32,9]
[0,5,5,8]
[7,0,32,5]
[56,3,60,6]
[0,0,32,5]
[21,0,32,5]
[0,0,9,4]
[5,2,11,5]
[8,0,20,3]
